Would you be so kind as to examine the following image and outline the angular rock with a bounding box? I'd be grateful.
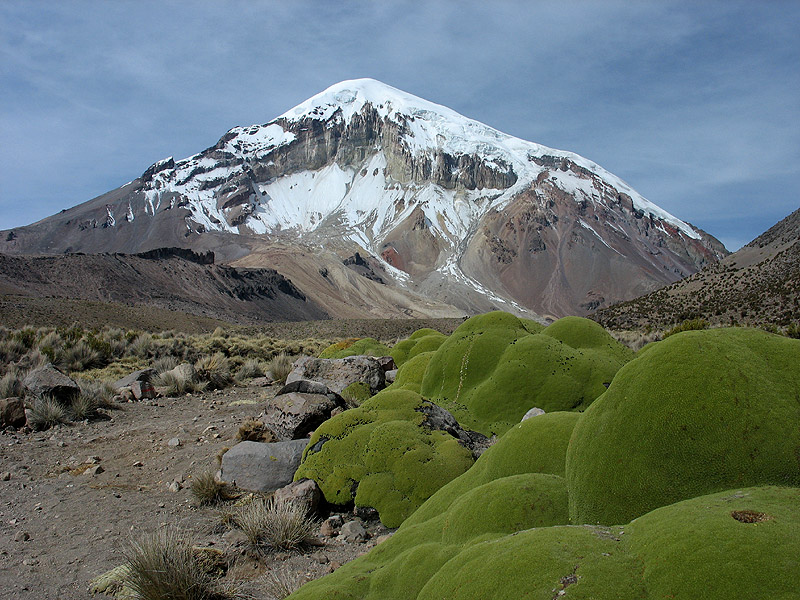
[416,400,490,458]
[131,380,156,400]
[339,519,368,543]
[384,369,398,384]
[272,478,322,514]
[276,379,341,398]
[112,368,156,391]
[22,364,80,405]
[0,398,26,429]
[521,407,546,421]
[286,356,386,395]
[220,439,309,492]
[263,391,344,440]
[375,356,396,373]
[167,363,197,383]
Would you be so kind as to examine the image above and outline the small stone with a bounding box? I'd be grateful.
[132,461,143,468]
[339,519,368,543]
[319,520,337,537]
[22,558,39,566]
[167,438,182,448]
[167,481,182,492]
[85,456,101,464]
[1,472,10,481]
[14,531,30,542]
[83,465,104,476]
[311,551,329,564]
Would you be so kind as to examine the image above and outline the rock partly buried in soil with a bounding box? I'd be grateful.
[272,478,323,514]
[264,382,345,440]
[22,363,80,405]
[287,356,386,395]
[221,439,310,492]
[0,397,27,428]
[112,368,156,391]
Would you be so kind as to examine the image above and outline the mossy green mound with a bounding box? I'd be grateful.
[420,312,632,436]
[287,412,577,600]
[567,327,800,526]
[319,337,390,359]
[407,411,580,525]
[287,473,570,600]
[390,328,447,367]
[294,388,474,527]
[390,351,435,393]
[417,486,800,600]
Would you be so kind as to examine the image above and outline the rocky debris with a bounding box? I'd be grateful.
[83,465,104,476]
[248,375,274,387]
[167,363,198,383]
[14,531,30,542]
[286,356,386,395]
[0,397,27,428]
[1,471,11,481]
[167,437,182,448]
[22,364,80,405]
[385,369,398,384]
[272,478,322,514]
[220,439,309,492]
[416,400,490,457]
[339,519,368,543]
[521,407,546,420]
[167,480,182,492]
[263,384,345,440]
[112,368,156,391]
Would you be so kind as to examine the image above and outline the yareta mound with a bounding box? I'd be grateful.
[389,351,436,394]
[293,388,473,527]
[286,412,577,600]
[419,312,632,436]
[390,328,447,367]
[415,486,800,600]
[319,337,390,359]
[567,327,800,525]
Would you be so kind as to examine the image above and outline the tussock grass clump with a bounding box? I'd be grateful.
[662,318,710,339]
[127,333,154,358]
[190,472,234,506]
[123,527,232,600]
[153,355,180,375]
[235,497,318,553]
[264,567,302,599]
[28,396,69,430]
[155,369,206,396]
[266,352,293,385]
[235,358,265,381]
[61,340,104,372]
[78,380,118,409]
[69,393,99,421]
[0,372,24,399]
[195,352,233,390]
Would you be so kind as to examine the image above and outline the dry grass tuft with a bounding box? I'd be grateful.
[190,471,235,506]
[266,352,293,385]
[235,496,318,553]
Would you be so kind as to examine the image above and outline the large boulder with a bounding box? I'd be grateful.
[22,364,80,405]
[263,390,345,440]
[0,398,26,428]
[220,439,309,492]
[286,356,386,395]
[566,328,800,526]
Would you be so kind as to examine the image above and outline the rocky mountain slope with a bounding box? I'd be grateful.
[0,248,327,324]
[593,206,800,329]
[0,79,727,319]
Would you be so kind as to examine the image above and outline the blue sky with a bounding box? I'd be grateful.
[1,1,798,251]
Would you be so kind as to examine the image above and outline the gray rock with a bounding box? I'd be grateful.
[112,368,156,391]
[220,439,309,492]
[131,380,156,400]
[263,391,344,440]
[286,356,385,395]
[339,519,368,543]
[375,356,396,373]
[1,471,11,481]
[83,465,104,476]
[0,398,26,429]
[416,401,490,458]
[167,437,182,447]
[521,407,546,421]
[22,364,80,405]
[384,369,398,384]
[272,478,322,513]
[166,363,197,383]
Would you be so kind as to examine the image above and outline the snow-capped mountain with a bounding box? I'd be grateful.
[0,79,727,319]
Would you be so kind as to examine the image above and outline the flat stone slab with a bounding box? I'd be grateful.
[220,440,309,492]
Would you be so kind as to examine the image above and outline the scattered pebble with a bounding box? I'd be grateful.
[167,437,182,448]
[83,465,105,476]
[14,531,30,542]
[1,472,11,481]
[167,481,182,492]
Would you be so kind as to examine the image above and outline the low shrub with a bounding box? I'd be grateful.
[195,352,233,390]
[266,352,293,385]
[236,358,265,380]
[0,372,24,399]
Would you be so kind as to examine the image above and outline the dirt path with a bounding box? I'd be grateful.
[0,383,382,599]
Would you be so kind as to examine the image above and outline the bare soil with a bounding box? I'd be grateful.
[0,382,387,599]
